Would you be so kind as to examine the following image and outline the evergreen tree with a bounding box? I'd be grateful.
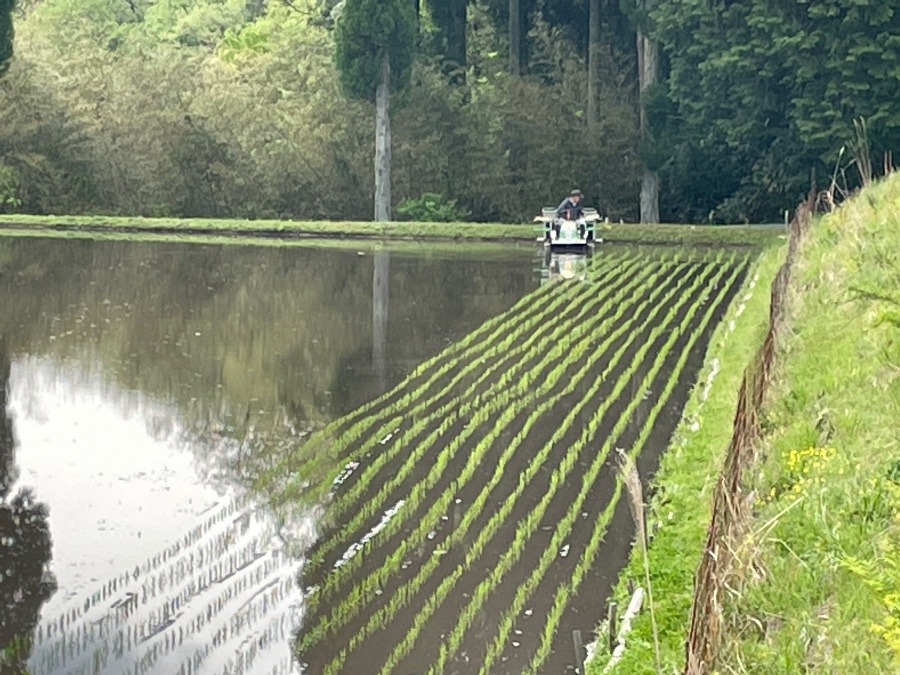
[0,0,14,77]
[335,0,416,221]
[428,0,467,82]
[641,0,900,221]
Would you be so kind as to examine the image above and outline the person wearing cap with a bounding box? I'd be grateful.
[553,189,586,239]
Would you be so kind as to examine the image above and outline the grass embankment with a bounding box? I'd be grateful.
[0,214,782,247]
[591,174,900,674]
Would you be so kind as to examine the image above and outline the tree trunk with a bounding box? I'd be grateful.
[587,0,601,127]
[372,253,390,391]
[637,32,660,223]
[374,52,392,222]
[509,0,521,75]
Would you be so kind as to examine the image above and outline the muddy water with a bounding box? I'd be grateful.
[0,236,536,674]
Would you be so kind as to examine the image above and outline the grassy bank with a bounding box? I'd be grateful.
[0,214,783,247]
[712,175,900,672]
[587,240,786,673]
[591,174,900,673]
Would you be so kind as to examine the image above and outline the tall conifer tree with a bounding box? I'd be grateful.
[335,0,416,221]
[0,0,14,77]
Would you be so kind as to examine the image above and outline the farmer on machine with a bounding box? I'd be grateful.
[554,189,586,239]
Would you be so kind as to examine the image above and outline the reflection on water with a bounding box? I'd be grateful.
[538,248,594,285]
[1,343,57,672]
[0,236,535,673]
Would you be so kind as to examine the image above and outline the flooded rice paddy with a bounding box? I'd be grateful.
[0,237,536,674]
[0,236,752,674]
[286,247,749,675]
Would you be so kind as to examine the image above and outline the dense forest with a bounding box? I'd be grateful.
[0,0,897,223]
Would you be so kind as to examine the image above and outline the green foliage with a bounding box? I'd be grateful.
[0,0,642,222]
[641,0,900,222]
[595,176,900,673]
[396,192,471,222]
[0,165,20,210]
[334,0,416,102]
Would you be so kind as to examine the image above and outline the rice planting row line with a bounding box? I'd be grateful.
[252,279,561,492]
[311,275,561,430]
[35,498,250,646]
[301,255,660,579]
[302,263,670,615]
[386,258,731,675]
[312,257,704,672]
[522,259,748,674]
[270,252,630,503]
[268,259,580,461]
[34,549,289,675]
[307,254,633,516]
[472,256,743,675]
[301,256,684,621]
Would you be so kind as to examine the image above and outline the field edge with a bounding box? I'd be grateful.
[0,215,784,248]
[585,242,787,673]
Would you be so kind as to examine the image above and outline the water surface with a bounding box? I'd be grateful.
[0,236,536,673]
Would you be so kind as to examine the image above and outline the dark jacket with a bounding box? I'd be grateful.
[556,197,584,220]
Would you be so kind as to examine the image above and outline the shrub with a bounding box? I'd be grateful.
[396,192,471,222]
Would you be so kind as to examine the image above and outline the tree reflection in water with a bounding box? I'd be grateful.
[0,341,56,670]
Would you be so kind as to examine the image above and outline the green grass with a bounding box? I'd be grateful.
[590,174,900,674]
[713,175,900,673]
[0,213,784,247]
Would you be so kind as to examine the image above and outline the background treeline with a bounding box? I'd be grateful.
[0,0,897,223]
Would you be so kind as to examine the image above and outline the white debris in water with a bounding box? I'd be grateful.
[334,500,405,569]
[512,641,520,648]
[560,544,570,558]
[455,498,462,504]
[524,608,533,617]
[332,461,361,488]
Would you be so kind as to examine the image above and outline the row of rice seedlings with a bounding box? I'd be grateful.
[34,527,294,674]
[312,255,705,672]
[383,257,732,675]
[35,497,252,647]
[471,256,743,675]
[270,254,630,506]
[301,268,675,632]
[521,258,748,674]
[311,253,633,517]
[252,277,565,490]
[300,256,683,623]
[289,246,619,453]
[301,255,656,579]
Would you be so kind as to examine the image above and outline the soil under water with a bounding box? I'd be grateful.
[0,236,536,674]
